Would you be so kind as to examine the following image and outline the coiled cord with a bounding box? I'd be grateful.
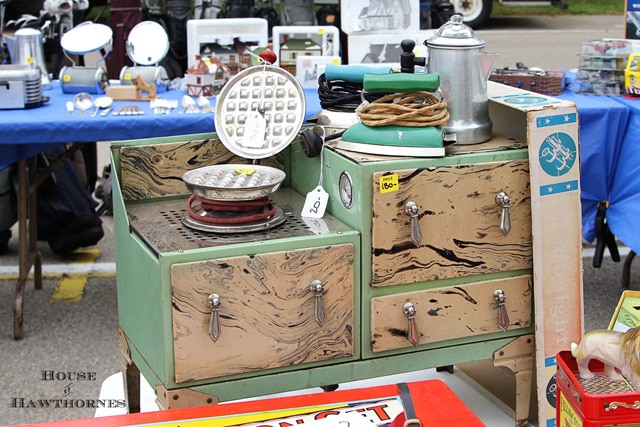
[357,92,450,127]
[317,73,383,112]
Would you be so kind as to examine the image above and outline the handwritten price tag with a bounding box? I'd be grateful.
[242,112,266,148]
[301,185,329,218]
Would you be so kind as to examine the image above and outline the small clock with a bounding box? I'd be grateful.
[339,171,354,209]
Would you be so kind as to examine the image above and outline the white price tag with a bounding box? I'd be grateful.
[301,185,329,218]
[242,111,266,148]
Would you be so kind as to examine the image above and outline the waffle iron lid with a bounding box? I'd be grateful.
[214,64,307,160]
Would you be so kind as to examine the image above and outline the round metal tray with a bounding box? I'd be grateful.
[214,64,306,160]
[182,164,286,201]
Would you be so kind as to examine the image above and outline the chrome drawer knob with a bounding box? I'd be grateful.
[404,201,422,247]
[495,191,512,236]
[402,302,420,347]
[309,280,326,326]
[493,289,509,332]
[208,293,221,342]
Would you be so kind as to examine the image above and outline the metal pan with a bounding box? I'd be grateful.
[183,164,286,201]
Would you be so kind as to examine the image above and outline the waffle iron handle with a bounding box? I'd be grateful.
[363,73,440,93]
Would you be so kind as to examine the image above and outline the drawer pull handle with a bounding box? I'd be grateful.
[309,280,326,326]
[493,289,509,332]
[402,302,420,346]
[208,293,221,342]
[495,191,512,236]
[404,201,422,247]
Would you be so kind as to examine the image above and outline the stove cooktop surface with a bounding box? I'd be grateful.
[127,188,351,254]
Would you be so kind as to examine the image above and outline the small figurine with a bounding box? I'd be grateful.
[571,326,640,389]
[132,75,157,100]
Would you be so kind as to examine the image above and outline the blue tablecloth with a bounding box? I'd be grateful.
[556,90,631,244]
[558,74,640,255]
[602,95,640,253]
[0,81,321,166]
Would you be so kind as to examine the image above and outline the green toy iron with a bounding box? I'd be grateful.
[335,72,450,157]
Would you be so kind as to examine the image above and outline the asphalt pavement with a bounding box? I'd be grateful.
[0,13,636,427]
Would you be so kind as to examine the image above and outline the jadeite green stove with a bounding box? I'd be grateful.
[112,82,582,427]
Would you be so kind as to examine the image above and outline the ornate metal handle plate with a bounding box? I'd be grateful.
[493,289,509,332]
[309,280,326,326]
[402,302,420,346]
[404,201,422,247]
[495,191,512,236]
[208,293,221,342]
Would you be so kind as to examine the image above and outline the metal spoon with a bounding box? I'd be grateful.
[91,96,113,117]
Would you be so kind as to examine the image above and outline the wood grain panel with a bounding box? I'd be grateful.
[370,275,532,352]
[371,160,532,287]
[171,244,355,383]
[119,138,283,201]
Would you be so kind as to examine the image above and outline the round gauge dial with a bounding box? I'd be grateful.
[339,171,354,209]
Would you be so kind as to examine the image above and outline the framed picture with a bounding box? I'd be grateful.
[340,0,420,34]
[295,55,341,88]
[626,0,640,40]
[609,290,640,332]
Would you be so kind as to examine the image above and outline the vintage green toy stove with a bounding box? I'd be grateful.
[110,78,587,426]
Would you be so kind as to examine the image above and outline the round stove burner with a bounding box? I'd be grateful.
[187,194,276,224]
[182,200,286,234]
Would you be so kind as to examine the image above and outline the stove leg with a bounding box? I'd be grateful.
[154,385,219,410]
[120,328,141,413]
[492,334,534,427]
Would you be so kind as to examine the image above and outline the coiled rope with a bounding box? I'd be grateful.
[357,91,450,127]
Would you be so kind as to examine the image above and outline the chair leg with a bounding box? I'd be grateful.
[621,250,636,288]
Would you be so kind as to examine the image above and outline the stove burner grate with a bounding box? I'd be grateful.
[186,194,277,226]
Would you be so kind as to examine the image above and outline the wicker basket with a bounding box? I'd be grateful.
[490,69,565,95]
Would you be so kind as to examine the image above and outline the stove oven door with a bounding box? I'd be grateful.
[170,243,355,384]
[371,159,532,287]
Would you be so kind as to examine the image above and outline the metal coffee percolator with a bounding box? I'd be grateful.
[7,28,51,86]
[425,15,499,144]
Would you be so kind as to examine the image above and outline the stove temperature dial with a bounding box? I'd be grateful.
[339,171,354,209]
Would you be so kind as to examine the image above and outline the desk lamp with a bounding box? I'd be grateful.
[119,21,170,93]
[58,21,112,94]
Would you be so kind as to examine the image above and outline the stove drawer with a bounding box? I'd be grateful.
[170,243,355,383]
[370,275,532,352]
[371,159,532,287]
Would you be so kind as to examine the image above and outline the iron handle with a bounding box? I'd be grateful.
[208,293,221,342]
[495,191,512,236]
[404,201,422,247]
[402,302,420,346]
[309,280,326,326]
[493,289,509,332]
